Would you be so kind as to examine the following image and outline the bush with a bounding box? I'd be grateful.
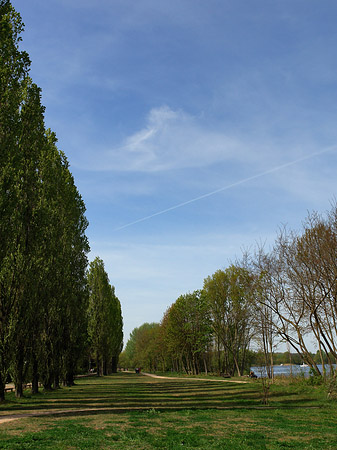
[307,368,323,386]
[327,375,337,400]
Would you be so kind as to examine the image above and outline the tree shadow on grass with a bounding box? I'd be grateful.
[0,401,325,425]
[0,374,325,418]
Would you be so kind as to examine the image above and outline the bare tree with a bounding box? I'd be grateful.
[253,238,320,374]
[285,209,337,374]
[251,203,337,377]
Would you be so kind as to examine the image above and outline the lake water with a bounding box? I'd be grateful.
[250,364,336,378]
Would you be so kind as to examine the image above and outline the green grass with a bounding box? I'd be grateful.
[0,372,336,449]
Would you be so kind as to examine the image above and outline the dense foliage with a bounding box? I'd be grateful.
[0,1,123,400]
[87,257,123,376]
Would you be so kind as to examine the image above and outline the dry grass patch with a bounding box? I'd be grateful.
[0,416,55,435]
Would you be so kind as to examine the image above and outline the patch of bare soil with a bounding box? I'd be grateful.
[0,417,18,424]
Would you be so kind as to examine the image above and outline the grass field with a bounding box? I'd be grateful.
[0,372,336,449]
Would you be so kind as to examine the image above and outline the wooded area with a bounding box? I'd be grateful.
[0,1,123,401]
[121,204,337,378]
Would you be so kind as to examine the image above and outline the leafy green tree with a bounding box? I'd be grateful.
[29,132,89,391]
[203,266,254,376]
[134,323,161,371]
[109,286,123,373]
[163,291,212,374]
[0,2,39,399]
[8,79,48,397]
[87,257,123,375]
[121,323,164,372]
[121,327,138,369]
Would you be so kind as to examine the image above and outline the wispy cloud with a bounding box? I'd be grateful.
[71,105,253,172]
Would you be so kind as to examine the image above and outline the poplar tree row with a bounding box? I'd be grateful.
[0,1,123,401]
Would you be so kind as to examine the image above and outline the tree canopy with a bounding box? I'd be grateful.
[0,1,123,400]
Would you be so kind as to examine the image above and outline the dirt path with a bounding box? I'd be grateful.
[141,372,249,384]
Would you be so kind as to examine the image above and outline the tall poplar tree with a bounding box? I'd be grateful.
[7,79,47,397]
[87,257,123,376]
[0,0,32,400]
[37,133,89,390]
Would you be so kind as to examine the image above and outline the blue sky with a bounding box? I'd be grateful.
[13,0,337,349]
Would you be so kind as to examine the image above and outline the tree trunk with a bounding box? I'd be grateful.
[14,354,24,398]
[233,353,241,377]
[96,357,102,376]
[65,372,75,387]
[111,356,118,373]
[54,374,60,389]
[44,380,53,390]
[181,355,188,374]
[203,356,208,375]
[317,339,326,378]
[289,347,292,377]
[268,333,274,381]
[43,372,53,390]
[103,359,107,376]
[269,347,274,381]
[32,353,39,394]
[15,382,23,398]
[217,338,221,375]
[0,375,5,402]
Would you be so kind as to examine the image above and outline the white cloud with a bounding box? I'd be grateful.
[73,105,249,172]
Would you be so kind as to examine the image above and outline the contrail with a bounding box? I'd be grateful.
[114,145,336,231]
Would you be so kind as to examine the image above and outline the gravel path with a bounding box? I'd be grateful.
[141,372,249,383]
